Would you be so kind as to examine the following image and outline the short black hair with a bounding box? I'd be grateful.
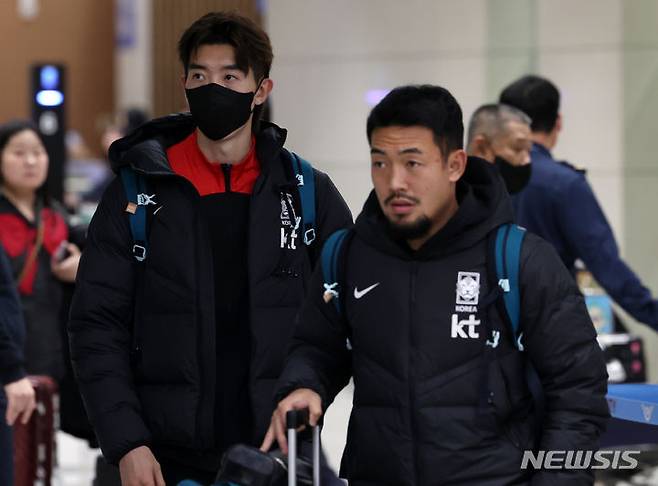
[499,75,560,133]
[366,85,464,158]
[178,12,273,128]
[178,11,273,80]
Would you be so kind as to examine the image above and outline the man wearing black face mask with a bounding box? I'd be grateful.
[68,11,351,486]
[467,103,533,195]
[500,75,658,332]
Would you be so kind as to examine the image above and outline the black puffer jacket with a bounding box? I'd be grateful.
[0,245,25,386]
[68,114,352,464]
[277,157,609,485]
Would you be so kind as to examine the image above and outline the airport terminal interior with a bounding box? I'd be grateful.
[1,0,658,485]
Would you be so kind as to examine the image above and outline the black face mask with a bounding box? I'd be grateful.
[185,83,255,141]
[494,156,532,194]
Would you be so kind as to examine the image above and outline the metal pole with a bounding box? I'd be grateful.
[313,426,321,486]
[288,428,296,486]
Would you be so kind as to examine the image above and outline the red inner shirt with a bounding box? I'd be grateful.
[167,131,260,195]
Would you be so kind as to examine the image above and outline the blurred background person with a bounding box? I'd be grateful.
[0,120,98,458]
[466,103,533,194]
[64,108,148,225]
[500,75,658,332]
[0,244,36,486]
[0,120,80,380]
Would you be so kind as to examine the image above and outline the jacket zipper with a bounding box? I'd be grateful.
[221,164,232,193]
[409,261,420,485]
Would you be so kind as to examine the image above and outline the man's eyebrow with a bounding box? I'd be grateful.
[188,63,207,71]
[370,147,386,155]
[399,147,422,154]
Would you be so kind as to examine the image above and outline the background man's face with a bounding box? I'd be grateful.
[491,120,532,166]
[370,125,462,238]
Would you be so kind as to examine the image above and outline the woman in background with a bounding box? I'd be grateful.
[0,120,80,383]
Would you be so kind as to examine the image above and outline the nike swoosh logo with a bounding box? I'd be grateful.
[354,283,380,299]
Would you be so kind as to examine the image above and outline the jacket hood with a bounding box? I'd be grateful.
[108,113,288,175]
[354,156,514,260]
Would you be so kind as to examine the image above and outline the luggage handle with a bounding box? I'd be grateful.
[286,408,320,486]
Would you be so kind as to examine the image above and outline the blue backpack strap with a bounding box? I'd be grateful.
[120,167,148,262]
[289,152,316,246]
[320,229,350,314]
[494,223,526,349]
[495,223,544,445]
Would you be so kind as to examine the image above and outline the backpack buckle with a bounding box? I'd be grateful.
[304,228,316,245]
[132,244,147,262]
[137,193,156,206]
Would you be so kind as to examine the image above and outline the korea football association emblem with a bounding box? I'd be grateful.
[456,271,480,306]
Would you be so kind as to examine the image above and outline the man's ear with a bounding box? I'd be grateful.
[468,135,493,162]
[254,78,273,107]
[447,149,467,182]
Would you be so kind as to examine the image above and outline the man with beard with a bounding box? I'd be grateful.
[262,85,609,485]
[466,103,533,195]
[68,11,350,486]
[500,75,658,330]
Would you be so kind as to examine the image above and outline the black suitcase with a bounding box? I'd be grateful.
[215,408,320,486]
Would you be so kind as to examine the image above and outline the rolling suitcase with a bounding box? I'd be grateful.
[286,409,320,486]
[13,375,59,486]
[214,408,320,486]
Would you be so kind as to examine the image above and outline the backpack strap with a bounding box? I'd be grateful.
[120,167,149,262]
[494,223,526,349]
[289,152,316,246]
[493,223,545,445]
[320,229,350,314]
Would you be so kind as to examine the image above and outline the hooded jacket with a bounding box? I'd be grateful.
[277,157,609,486]
[68,114,352,465]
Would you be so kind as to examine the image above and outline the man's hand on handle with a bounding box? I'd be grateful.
[4,377,36,426]
[119,446,165,486]
[260,388,322,454]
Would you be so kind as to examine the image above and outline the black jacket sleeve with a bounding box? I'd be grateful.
[276,264,352,411]
[0,245,26,386]
[67,177,152,464]
[309,168,353,265]
[520,234,609,486]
